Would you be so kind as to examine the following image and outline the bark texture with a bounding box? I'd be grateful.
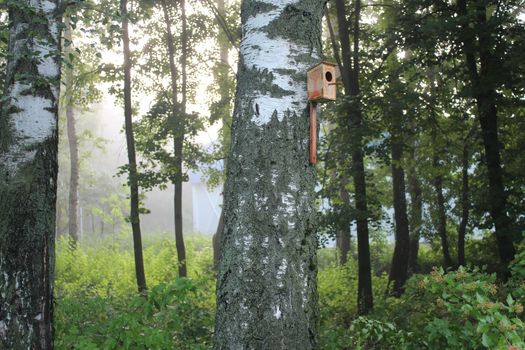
[213,1,323,348]
[121,0,147,293]
[0,1,61,348]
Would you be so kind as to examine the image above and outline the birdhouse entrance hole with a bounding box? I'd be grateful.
[325,71,333,83]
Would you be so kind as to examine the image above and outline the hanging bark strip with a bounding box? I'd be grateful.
[310,102,317,165]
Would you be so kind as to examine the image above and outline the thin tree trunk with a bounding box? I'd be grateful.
[457,141,470,266]
[160,0,187,278]
[457,0,516,271]
[336,226,351,266]
[212,0,230,271]
[388,125,410,296]
[337,178,352,265]
[64,16,79,245]
[213,1,323,348]
[353,0,374,315]
[0,1,61,348]
[334,0,373,314]
[407,150,422,274]
[121,0,147,293]
[175,0,188,278]
[433,156,453,269]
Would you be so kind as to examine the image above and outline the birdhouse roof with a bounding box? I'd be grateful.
[308,61,337,71]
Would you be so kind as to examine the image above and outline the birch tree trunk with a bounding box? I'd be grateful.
[213,1,323,348]
[0,1,61,348]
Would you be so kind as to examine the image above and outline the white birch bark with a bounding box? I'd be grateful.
[1,0,60,174]
[214,1,324,349]
[0,1,61,349]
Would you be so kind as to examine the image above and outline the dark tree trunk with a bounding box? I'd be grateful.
[407,153,422,274]
[457,0,516,271]
[213,1,323,348]
[336,226,351,266]
[433,157,453,270]
[334,0,373,315]
[337,178,352,265]
[388,125,410,296]
[174,0,189,278]
[457,141,470,266]
[160,0,187,278]
[64,17,79,245]
[66,105,79,243]
[121,0,147,293]
[0,1,61,348]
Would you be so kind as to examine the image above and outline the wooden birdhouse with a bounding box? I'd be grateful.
[307,61,337,102]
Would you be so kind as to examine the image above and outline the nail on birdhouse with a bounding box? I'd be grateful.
[307,61,337,102]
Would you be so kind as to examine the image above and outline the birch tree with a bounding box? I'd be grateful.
[0,0,61,348]
[213,0,323,348]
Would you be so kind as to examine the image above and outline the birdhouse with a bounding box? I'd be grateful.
[307,61,337,102]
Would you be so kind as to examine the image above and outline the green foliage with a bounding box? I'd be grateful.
[55,279,214,349]
[506,239,525,305]
[55,236,525,349]
[318,259,389,349]
[55,235,215,349]
[345,266,525,350]
[349,317,411,350]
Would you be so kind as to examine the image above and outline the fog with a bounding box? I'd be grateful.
[57,85,222,239]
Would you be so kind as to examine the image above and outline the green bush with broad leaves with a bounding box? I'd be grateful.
[345,265,525,350]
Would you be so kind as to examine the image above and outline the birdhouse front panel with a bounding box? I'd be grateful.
[307,62,337,102]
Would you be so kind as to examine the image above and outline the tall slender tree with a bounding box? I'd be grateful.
[213,0,323,348]
[63,15,80,245]
[120,0,147,293]
[456,0,516,271]
[160,0,187,278]
[212,0,231,270]
[0,1,61,347]
[407,148,422,274]
[457,134,471,266]
[332,0,373,314]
